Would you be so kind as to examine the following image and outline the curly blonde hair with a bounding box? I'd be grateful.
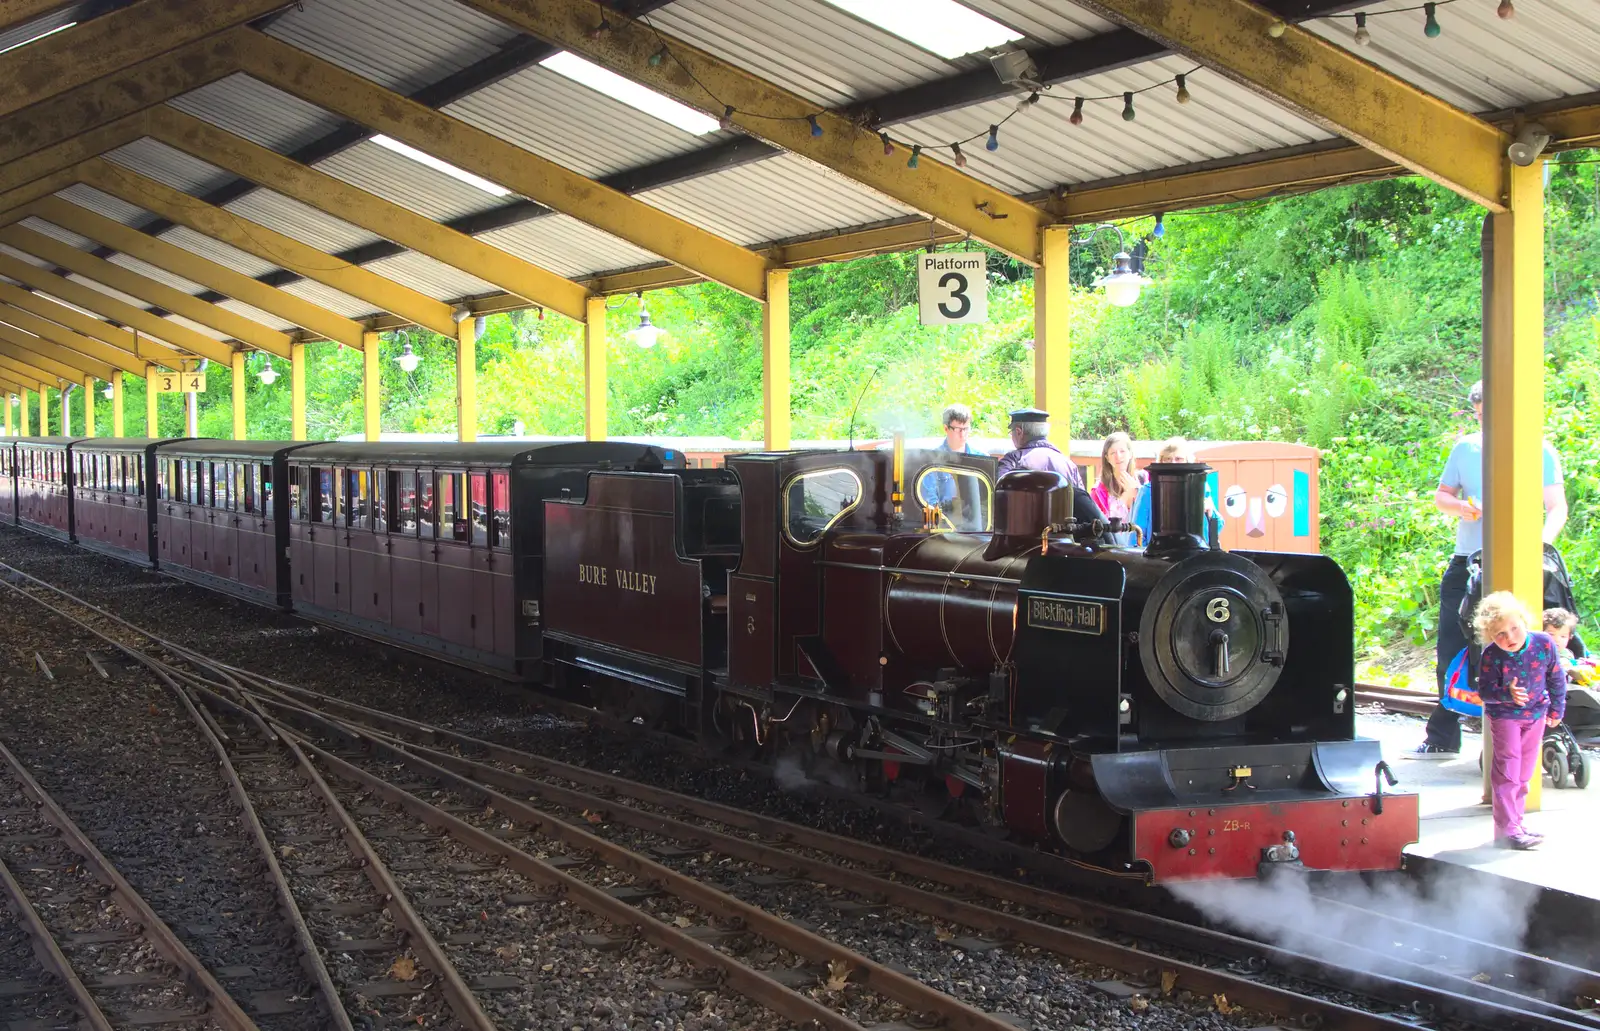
[1543,607,1578,633]
[1473,591,1533,647]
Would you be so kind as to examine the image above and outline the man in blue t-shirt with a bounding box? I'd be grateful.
[1413,380,1568,757]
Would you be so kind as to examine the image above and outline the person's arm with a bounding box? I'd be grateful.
[1547,644,1569,721]
[1542,482,1568,544]
[1476,649,1510,703]
[1434,485,1473,516]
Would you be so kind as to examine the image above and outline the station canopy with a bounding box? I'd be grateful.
[0,0,1596,355]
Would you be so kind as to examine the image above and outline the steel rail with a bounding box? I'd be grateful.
[254,683,1600,1031]
[264,698,1020,1031]
[0,564,353,1030]
[0,739,265,1031]
[259,721,876,1031]
[0,851,115,1031]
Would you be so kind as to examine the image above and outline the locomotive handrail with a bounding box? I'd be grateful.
[817,557,1021,588]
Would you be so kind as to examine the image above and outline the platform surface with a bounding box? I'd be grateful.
[1360,708,1600,901]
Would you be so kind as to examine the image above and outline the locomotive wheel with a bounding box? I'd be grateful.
[1544,742,1570,788]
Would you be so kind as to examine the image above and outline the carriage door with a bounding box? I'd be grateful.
[468,470,497,653]
[347,466,380,623]
[289,467,315,606]
[310,467,342,610]
[489,471,514,656]
[436,470,474,648]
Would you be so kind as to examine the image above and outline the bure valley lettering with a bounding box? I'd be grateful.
[578,564,657,595]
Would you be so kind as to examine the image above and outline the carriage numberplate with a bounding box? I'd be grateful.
[1027,596,1106,635]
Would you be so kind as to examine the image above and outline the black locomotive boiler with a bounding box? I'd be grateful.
[544,452,1419,881]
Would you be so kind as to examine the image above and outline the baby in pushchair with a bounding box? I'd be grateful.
[1445,545,1595,788]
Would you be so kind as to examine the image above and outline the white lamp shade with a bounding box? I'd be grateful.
[1095,269,1151,308]
[259,364,279,385]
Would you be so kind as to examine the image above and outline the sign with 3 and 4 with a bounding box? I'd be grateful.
[152,371,206,393]
[917,252,988,326]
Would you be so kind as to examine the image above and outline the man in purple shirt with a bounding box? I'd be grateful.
[997,408,1085,489]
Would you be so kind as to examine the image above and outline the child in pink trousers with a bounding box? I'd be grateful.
[1473,592,1568,850]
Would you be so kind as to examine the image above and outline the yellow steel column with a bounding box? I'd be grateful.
[290,341,307,441]
[82,375,94,437]
[4,392,12,436]
[1483,160,1546,811]
[763,269,791,450]
[111,370,123,437]
[1034,226,1071,429]
[38,382,48,435]
[145,368,159,436]
[231,350,246,439]
[584,296,606,442]
[59,382,69,436]
[362,329,381,441]
[456,317,477,444]
[18,388,29,435]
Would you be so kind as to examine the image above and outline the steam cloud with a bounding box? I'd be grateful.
[1169,865,1547,990]
[772,753,857,792]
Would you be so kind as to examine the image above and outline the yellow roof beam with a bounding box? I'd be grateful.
[1070,0,1506,210]
[0,251,235,364]
[0,301,156,376]
[0,33,239,168]
[147,106,594,324]
[0,352,54,386]
[0,1,68,34]
[78,158,454,338]
[26,196,366,349]
[456,0,1051,264]
[0,169,76,220]
[0,0,281,122]
[0,335,102,383]
[0,222,294,357]
[0,111,146,197]
[0,279,182,367]
[0,324,115,382]
[235,29,773,301]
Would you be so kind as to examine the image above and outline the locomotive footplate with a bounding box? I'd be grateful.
[1131,792,1421,881]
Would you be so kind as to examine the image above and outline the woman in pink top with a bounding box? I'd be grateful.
[1091,431,1145,544]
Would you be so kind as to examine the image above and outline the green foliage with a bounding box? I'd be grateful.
[82,153,1600,664]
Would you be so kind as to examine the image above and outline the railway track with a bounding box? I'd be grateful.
[4,558,1600,1031]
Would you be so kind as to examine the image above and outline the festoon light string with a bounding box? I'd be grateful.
[591,0,1510,176]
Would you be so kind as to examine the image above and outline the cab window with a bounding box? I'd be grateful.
[914,466,994,533]
[782,468,863,547]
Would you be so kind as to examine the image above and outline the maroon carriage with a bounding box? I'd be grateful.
[0,439,14,527]
[14,437,83,540]
[74,438,194,565]
[153,440,307,604]
[283,441,682,674]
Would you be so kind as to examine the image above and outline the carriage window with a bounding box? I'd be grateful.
[914,467,994,533]
[393,470,418,535]
[350,468,370,531]
[372,468,387,532]
[470,472,488,546]
[418,472,434,539]
[219,462,233,510]
[308,467,327,523]
[136,457,145,497]
[233,463,244,512]
[261,465,274,519]
[491,471,510,548]
[440,472,469,542]
[243,465,255,513]
[782,468,863,546]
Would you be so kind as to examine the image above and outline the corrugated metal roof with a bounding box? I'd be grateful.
[476,215,662,280]
[637,152,914,245]
[363,250,500,302]
[105,254,210,297]
[17,217,96,251]
[156,225,283,280]
[443,63,724,180]
[103,139,234,198]
[0,5,81,55]
[263,0,519,96]
[892,57,1329,194]
[0,243,52,269]
[160,313,229,342]
[168,74,344,155]
[278,278,376,319]
[223,190,383,256]
[313,140,507,223]
[54,184,151,229]
[215,298,299,334]
[961,0,1117,43]
[1302,0,1600,112]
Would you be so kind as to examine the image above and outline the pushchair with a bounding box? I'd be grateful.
[1443,544,1595,789]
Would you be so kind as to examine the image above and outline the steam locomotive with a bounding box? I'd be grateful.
[540,445,1419,882]
[4,435,1418,881]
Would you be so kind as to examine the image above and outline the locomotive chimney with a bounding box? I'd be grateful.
[1145,462,1210,556]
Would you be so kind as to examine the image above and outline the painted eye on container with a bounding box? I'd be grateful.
[1223,485,1248,518]
[1264,484,1288,519]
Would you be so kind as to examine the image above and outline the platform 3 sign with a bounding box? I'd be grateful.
[151,371,206,393]
[918,252,988,326]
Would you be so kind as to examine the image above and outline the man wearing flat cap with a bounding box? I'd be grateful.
[997,408,1084,488]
